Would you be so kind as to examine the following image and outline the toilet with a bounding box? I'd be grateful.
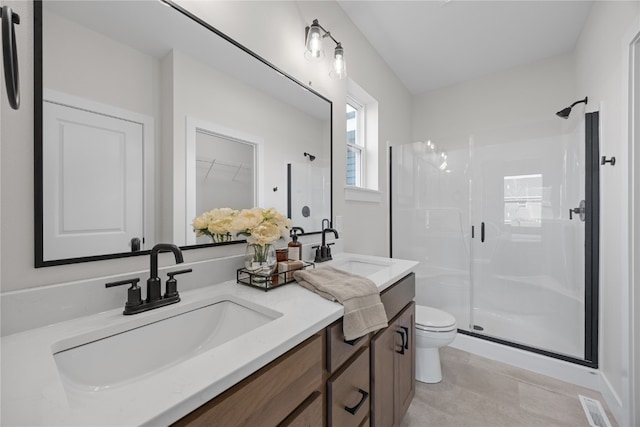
[415,305,457,383]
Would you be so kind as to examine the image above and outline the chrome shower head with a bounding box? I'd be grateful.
[556,97,588,119]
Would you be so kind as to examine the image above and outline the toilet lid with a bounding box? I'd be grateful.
[415,305,456,330]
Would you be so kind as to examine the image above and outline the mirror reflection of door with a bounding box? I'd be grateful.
[42,96,149,259]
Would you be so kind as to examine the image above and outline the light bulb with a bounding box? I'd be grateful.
[305,21,324,60]
[330,43,347,79]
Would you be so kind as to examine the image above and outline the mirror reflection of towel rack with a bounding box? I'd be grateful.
[1,5,20,110]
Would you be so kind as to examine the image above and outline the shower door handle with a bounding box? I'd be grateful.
[481,222,485,242]
[569,200,586,222]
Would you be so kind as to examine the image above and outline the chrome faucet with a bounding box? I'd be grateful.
[314,228,339,263]
[106,243,191,315]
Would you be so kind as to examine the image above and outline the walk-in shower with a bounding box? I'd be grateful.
[390,109,599,366]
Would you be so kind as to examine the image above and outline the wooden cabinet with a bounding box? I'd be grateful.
[393,303,416,422]
[371,303,415,427]
[328,273,415,427]
[370,274,415,427]
[370,321,396,427]
[173,334,323,427]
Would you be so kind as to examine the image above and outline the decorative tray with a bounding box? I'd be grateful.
[236,260,314,291]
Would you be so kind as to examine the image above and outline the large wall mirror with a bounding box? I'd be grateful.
[35,0,333,267]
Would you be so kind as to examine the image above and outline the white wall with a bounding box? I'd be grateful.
[413,54,576,140]
[0,1,410,292]
[574,2,640,425]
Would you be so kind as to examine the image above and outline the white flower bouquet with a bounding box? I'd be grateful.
[229,207,291,246]
[192,207,238,243]
[192,207,291,248]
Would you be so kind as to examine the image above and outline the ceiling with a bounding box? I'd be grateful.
[337,0,594,95]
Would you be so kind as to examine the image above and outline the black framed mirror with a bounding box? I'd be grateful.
[35,0,333,267]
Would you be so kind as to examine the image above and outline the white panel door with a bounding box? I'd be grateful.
[43,101,144,260]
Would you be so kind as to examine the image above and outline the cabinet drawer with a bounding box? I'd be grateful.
[380,273,415,320]
[173,334,323,427]
[326,318,370,374]
[279,391,323,427]
[327,347,370,427]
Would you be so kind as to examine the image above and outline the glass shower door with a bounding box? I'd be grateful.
[391,138,472,331]
[469,118,586,359]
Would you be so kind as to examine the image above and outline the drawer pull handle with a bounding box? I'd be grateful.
[344,388,369,415]
[400,325,409,350]
[395,330,406,355]
[344,335,365,346]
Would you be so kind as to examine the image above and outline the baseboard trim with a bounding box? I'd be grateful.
[599,371,624,426]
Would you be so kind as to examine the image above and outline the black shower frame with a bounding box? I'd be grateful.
[389,112,600,368]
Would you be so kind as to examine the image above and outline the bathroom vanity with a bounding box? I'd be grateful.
[173,270,415,427]
[0,254,418,426]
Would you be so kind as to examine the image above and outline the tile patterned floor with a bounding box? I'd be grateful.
[402,347,617,427]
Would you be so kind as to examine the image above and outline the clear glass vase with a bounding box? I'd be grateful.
[244,244,277,280]
[211,232,233,243]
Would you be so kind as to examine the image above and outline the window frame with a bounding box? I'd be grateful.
[346,96,366,188]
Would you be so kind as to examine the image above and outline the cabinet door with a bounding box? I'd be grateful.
[370,321,396,427]
[394,303,415,424]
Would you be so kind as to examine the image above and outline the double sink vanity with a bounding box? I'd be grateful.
[1,253,418,426]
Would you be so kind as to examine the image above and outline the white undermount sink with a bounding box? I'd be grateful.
[331,257,392,276]
[53,296,282,391]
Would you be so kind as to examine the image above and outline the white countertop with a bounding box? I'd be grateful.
[1,253,417,427]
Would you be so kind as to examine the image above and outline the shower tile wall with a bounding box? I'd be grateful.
[392,114,586,359]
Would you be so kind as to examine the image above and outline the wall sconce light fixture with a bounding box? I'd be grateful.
[304,19,347,80]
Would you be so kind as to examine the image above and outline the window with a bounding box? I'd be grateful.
[344,80,379,202]
[503,174,543,227]
[346,100,364,186]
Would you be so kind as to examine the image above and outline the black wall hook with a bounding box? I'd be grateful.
[1,5,20,110]
[601,156,616,166]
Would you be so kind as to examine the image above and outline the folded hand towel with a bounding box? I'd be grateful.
[293,266,388,341]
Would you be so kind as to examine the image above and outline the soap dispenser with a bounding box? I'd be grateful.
[288,227,304,261]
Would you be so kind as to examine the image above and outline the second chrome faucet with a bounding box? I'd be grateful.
[106,243,192,315]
